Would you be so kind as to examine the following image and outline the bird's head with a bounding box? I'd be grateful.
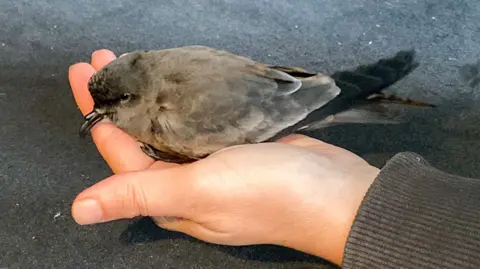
[79,51,156,137]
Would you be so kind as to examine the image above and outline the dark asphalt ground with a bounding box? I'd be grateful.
[1,1,479,268]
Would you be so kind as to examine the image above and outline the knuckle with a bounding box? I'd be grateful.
[123,180,150,217]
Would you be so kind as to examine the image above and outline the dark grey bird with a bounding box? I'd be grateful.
[80,45,435,163]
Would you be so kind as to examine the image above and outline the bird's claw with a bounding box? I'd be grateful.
[139,143,196,164]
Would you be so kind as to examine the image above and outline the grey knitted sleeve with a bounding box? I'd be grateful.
[342,152,480,269]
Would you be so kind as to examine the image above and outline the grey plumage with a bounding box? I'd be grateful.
[80,45,435,163]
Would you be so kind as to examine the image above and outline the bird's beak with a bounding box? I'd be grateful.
[79,110,106,138]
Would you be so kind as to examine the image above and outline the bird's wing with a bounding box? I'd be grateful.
[209,62,341,143]
[163,45,339,99]
[148,46,341,156]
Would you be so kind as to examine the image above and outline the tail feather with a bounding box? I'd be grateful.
[266,49,435,141]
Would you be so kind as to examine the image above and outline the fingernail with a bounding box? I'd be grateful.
[74,199,104,225]
[68,63,87,73]
[91,50,101,58]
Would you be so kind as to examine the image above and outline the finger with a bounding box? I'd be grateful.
[276,134,344,154]
[276,134,328,147]
[68,63,156,172]
[91,49,117,70]
[90,122,156,173]
[71,166,194,225]
[69,63,95,116]
[278,134,364,160]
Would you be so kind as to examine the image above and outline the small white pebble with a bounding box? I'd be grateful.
[294,25,298,28]
[54,212,61,219]
[50,46,54,50]
[363,32,366,35]
[1,43,5,47]
[16,203,19,206]
[53,25,57,28]
[267,54,271,57]
[431,17,436,20]
[337,42,342,45]
[32,236,36,239]
[368,41,373,45]
[51,74,55,77]
[448,57,456,61]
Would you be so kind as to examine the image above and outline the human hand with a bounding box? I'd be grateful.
[69,49,379,265]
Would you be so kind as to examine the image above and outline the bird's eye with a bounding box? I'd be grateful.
[120,93,131,102]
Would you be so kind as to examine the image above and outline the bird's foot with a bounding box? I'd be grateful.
[139,143,196,164]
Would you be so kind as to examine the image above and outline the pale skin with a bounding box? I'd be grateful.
[69,49,380,266]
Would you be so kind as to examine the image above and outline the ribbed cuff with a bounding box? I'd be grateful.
[342,152,480,269]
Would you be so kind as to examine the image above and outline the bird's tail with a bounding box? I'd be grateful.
[295,50,435,133]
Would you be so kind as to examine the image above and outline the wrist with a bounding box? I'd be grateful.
[278,166,379,265]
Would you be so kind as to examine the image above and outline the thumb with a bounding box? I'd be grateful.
[71,166,194,225]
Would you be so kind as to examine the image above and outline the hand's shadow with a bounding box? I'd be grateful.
[120,217,330,266]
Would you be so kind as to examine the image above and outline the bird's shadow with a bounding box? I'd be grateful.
[120,217,329,265]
